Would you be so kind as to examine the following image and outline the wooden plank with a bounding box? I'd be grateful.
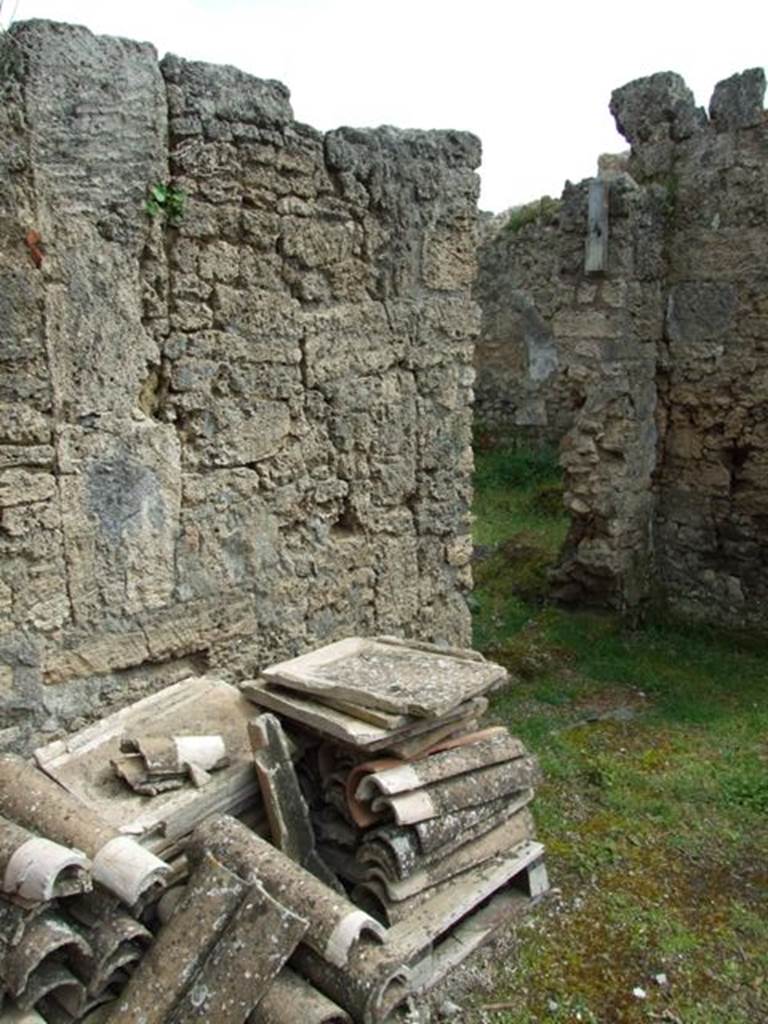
[585,178,609,273]
[262,637,506,719]
[408,885,532,993]
[384,840,544,947]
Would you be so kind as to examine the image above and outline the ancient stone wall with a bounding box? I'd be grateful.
[0,20,480,752]
[474,68,768,628]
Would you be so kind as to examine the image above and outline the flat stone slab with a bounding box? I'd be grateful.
[261,637,506,719]
[33,677,260,856]
[243,681,486,754]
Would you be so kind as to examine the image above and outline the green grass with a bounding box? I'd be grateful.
[501,195,562,234]
[466,444,768,1024]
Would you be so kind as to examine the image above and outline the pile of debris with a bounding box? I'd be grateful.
[0,637,548,1023]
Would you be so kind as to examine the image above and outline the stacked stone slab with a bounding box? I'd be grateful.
[0,18,480,756]
[0,645,548,1022]
[242,636,549,1013]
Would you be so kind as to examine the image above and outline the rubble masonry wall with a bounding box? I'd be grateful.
[474,68,768,627]
[0,20,481,752]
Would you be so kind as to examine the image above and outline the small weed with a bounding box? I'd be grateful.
[502,195,562,234]
[146,182,185,224]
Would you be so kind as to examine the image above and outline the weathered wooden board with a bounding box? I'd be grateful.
[384,840,544,945]
[407,884,532,993]
[261,637,506,719]
[33,677,260,854]
[585,178,609,273]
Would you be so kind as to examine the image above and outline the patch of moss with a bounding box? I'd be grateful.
[502,195,562,234]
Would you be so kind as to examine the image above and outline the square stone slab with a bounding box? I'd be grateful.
[261,636,506,719]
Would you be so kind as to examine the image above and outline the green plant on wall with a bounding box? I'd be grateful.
[146,183,185,225]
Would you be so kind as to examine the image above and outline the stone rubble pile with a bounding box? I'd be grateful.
[0,638,549,1023]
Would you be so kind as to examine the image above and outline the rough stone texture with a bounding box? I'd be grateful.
[474,68,768,627]
[0,20,480,752]
[709,68,766,132]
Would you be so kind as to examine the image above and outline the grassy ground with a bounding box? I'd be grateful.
[467,443,768,1024]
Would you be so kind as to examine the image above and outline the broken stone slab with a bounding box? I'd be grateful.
[121,735,228,775]
[291,941,411,1024]
[360,808,535,901]
[112,733,230,794]
[372,755,541,825]
[1,912,92,1000]
[34,677,262,857]
[0,814,91,905]
[248,715,341,892]
[249,967,351,1024]
[0,756,169,905]
[355,729,526,800]
[167,878,306,1024]
[109,851,248,1024]
[111,756,189,796]
[187,815,385,968]
[114,735,230,792]
[261,637,506,719]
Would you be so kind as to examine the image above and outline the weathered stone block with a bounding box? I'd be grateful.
[610,71,705,146]
[709,68,766,132]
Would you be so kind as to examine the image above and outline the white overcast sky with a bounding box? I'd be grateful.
[5,0,767,211]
